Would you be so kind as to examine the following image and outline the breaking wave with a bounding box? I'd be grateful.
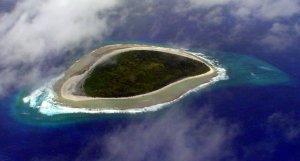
[23,50,228,116]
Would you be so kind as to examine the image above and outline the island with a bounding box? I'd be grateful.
[52,44,218,110]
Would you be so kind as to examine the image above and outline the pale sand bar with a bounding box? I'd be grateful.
[53,44,218,110]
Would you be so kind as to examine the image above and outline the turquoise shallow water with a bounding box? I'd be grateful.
[205,50,291,87]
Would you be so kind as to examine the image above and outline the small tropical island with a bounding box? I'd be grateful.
[52,44,218,110]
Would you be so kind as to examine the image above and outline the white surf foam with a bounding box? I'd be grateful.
[22,50,228,116]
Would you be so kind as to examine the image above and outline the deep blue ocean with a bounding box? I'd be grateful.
[1,1,300,161]
[0,42,299,161]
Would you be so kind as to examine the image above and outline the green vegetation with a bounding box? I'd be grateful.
[82,50,210,97]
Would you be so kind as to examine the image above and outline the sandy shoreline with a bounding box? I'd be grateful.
[53,44,218,109]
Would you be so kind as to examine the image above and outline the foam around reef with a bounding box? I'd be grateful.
[23,50,228,116]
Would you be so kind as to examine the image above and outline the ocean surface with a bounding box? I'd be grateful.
[1,1,300,160]
[0,42,299,161]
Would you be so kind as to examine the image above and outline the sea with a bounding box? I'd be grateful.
[1,2,300,161]
[0,41,299,161]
